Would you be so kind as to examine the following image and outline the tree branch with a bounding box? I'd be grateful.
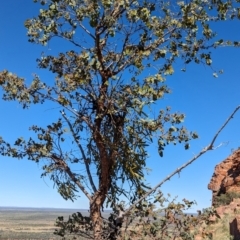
[78,22,96,40]
[61,110,97,193]
[34,90,94,130]
[51,154,92,200]
[124,105,240,215]
[209,105,240,148]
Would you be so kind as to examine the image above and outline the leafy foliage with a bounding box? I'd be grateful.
[54,192,218,240]
[1,0,240,239]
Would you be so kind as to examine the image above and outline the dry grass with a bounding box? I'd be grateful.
[203,213,235,240]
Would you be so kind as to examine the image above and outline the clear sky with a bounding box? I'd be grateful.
[0,0,240,211]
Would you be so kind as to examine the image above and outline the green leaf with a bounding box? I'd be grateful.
[185,143,190,150]
[169,126,177,132]
[213,72,218,78]
[192,132,198,139]
[164,65,174,75]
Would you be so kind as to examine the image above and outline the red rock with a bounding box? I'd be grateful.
[208,149,240,206]
[230,216,240,239]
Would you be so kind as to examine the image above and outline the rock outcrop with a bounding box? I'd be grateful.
[208,149,240,207]
[194,198,240,240]
[230,216,240,240]
[207,198,240,240]
[193,150,240,239]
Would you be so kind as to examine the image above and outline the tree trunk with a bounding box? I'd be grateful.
[90,192,105,240]
[91,125,113,238]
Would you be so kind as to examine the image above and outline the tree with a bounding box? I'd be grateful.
[0,0,240,239]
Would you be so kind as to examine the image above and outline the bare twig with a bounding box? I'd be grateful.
[124,105,240,215]
[209,106,240,148]
[78,22,96,40]
[34,90,94,130]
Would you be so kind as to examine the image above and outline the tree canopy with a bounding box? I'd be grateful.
[1,0,240,239]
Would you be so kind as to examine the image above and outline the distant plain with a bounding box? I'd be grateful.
[0,207,199,239]
[0,207,98,239]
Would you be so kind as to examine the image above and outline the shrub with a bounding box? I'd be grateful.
[214,192,240,207]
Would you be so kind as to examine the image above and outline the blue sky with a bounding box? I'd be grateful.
[0,0,240,211]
